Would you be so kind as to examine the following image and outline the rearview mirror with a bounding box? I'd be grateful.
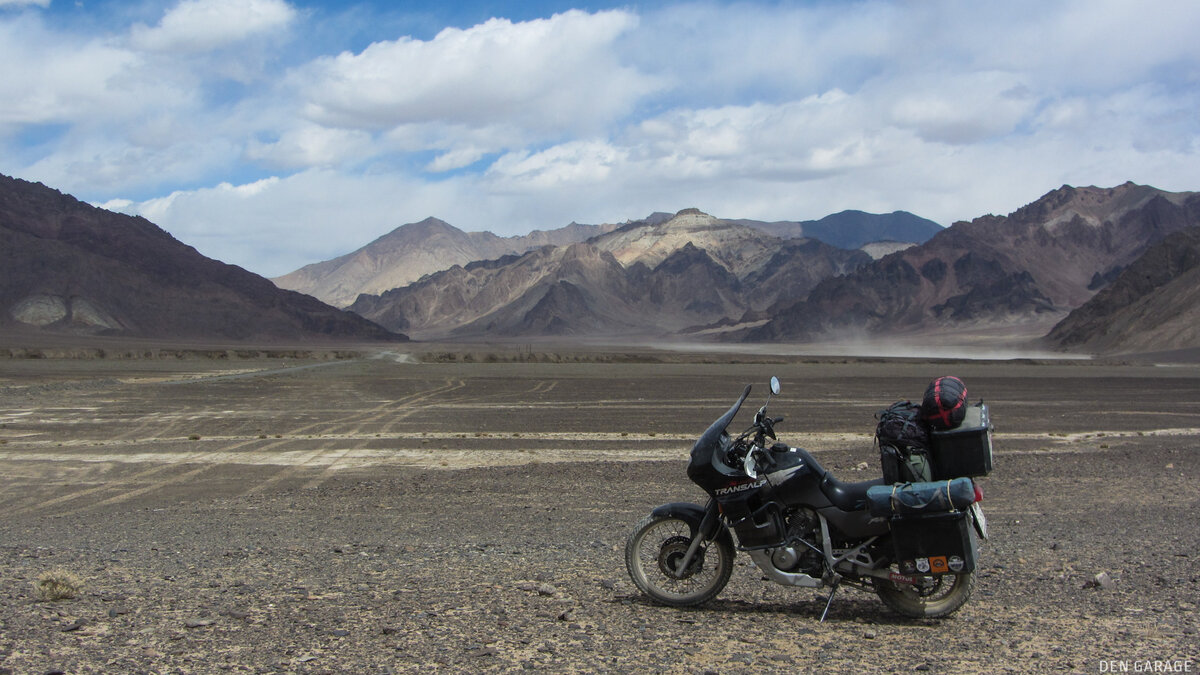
[769,376,781,396]
[743,452,758,479]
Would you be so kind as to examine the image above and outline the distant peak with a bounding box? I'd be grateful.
[675,208,708,217]
[414,216,452,227]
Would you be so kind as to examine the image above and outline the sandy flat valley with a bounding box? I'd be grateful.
[1,347,1198,673]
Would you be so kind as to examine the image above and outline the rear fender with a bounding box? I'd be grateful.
[650,502,734,550]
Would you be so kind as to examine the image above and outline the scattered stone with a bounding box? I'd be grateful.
[330,629,350,637]
[471,646,499,657]
[60,620,86,632]
[183,618,215,628]
[863,630,877,639]
[537,583,556,596]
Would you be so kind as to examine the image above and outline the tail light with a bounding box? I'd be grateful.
[973,482,984,503]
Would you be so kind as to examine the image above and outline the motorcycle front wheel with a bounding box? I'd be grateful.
[625,514,734,607]
[875,572,974,618]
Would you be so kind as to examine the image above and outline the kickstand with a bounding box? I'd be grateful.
[819,579,841,623]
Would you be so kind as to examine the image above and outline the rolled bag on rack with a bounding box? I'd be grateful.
[866,477,976,517]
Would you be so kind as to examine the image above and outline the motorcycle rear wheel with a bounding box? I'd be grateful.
[875,572,974,618]
[625,514,734,607]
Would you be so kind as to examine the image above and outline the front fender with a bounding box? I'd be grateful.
[650,502,734,550]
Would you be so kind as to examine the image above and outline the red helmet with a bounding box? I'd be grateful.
[920,376,968,430]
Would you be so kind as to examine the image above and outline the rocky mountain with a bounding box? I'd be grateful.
[733,210,944,249]
[272,217,616,308]
[744,183,1200,342]
[1045,226,1200,354]
[0,174,403,342]
[348,210,871,338]
[590,208,784,278]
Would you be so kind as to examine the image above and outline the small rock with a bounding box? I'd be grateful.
[330,629,350,637]
[61,620,86,633]
[184,618,215,628]
[863,630,877,639]
[471,646,499,657]
[537,583,556,596]
[599,579,615,591]
[1094,572,1115,590]
[557,608,574,621]
[854,461,869,471]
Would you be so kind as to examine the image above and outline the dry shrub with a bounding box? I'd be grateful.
[35,569,84,601]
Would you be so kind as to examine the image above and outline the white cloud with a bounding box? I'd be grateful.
[130,0,297,53]
[0,16,140,125]
[245,124,375,169]
[297,10,661,136]
[487,140,626,189]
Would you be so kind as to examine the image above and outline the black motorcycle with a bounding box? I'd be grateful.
[625,377,992,619]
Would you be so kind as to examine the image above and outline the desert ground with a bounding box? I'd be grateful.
[0,345,1197,673]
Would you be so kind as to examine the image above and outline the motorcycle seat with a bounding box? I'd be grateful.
[793,447,884,512]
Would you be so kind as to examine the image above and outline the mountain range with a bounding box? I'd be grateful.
[745,183,1200,343]
[338,182,1200,353]
[272,209,941,308]
[0,174,402,343]
[345,209,883,339]
[272,218,620,308]
[5,170,1199,355]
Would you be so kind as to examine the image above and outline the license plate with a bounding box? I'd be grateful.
[970,502,989,540]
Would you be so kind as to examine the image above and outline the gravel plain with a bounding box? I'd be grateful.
[1,350,1198,673]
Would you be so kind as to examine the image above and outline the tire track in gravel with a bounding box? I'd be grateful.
[244,379,468,494]
[370,379,466,438]
[301,380,470,488]
[241,445,338,496]
[54,462,220,517]
[3,448,224,518]
[284,379,464,438]
[2,431,277,517]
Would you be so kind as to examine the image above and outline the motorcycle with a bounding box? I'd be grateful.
[625,377,991,620]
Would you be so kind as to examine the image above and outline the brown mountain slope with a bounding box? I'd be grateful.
[745,183,1200,342]
[272,218,614,308]
[0,175,402,342]
[347,210,872,339]
[589,208,784,278]
[1045,226,1200,353]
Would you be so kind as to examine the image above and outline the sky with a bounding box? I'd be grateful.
[2,0,1199,277]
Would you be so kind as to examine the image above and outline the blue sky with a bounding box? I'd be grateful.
[2,0,1199,277]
